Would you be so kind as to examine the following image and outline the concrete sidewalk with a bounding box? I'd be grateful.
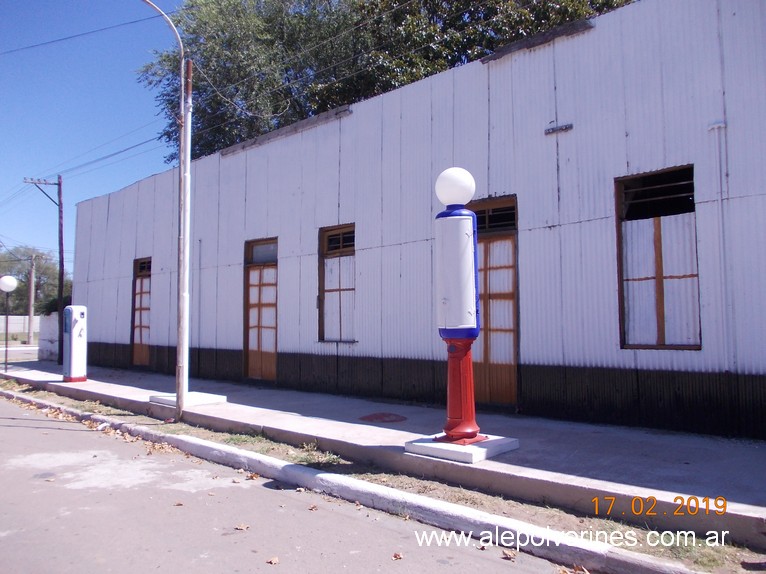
[2,360,765,558]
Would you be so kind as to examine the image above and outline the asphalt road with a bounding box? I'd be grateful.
[0,398,560,573]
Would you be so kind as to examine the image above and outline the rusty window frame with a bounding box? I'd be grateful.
[615,166,701,351]
[245,238,278,265]
[134,257,152,277]
[318,224,355,342]
[471,196,518,235]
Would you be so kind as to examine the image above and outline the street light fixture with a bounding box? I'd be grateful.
[0,275,19,372]
[141,0,192,421]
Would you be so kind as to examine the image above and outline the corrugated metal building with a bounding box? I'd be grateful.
[74,0,766,438]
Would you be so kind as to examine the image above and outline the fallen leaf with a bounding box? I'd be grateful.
[235,524,250,531]
[478,545,487,551]
[174,502,184,507]
[246,473,260,480]
[266,557,279,565]
[308,505,318,512]
[392,552,403,561]
[502,549,516,561]
[573,567,590,574]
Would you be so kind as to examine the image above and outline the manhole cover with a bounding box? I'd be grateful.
[359,412,407,423]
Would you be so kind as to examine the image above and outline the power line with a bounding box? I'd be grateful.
[54,138,159,177]
[39,119,165,179]
[64,143,170,179]
[0,12,177,57]
[4,0,597,191]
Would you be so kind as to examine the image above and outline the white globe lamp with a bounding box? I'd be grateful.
[435,167,476,207]
[0,275,18,372]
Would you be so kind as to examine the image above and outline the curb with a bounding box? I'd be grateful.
[0,388,700,574]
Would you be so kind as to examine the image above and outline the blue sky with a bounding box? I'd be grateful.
[0,0,182,270]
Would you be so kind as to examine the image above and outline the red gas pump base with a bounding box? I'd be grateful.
[434,433,488,446]
[441,338,485,442]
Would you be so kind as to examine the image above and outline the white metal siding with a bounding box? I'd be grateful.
[560,218,620,368]
[554,10,626,225]
[453,63,489,199]
[73,0,765,379]
[509,45,558,232]
[399,80,432,245]
[722,1,766,201]
[72,199,92,304]
[518,226,564,366]
[191,154,221,350]
[727,194,766,374]
[136,178,155,258]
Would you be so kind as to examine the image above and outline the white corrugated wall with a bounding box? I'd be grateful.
[72,0,765,379]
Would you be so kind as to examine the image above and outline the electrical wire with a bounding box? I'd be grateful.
[2,0,604,190]
[0,12,177,57]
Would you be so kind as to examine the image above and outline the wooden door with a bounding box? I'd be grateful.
[132,258,151,366]
[471,198,518,406]
[473,235,518,405]
[245,240,278,380]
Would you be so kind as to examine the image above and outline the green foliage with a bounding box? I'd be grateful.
[141,0,631,162]
[40,294,72,316]
[0,246,71,316]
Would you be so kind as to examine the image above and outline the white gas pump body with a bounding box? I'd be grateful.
[63,305,87,382]
[435,214,479,334]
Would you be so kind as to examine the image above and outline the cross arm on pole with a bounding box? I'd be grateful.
[23,178,60,206]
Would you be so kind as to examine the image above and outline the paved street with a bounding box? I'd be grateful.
[0,398,560,573]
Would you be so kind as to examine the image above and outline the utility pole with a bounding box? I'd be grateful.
[23,176,64,364]
[27,256,35,345]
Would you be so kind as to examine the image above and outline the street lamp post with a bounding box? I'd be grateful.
[0,275,19,372]
[141,0,192,421]
[433,167,487,445]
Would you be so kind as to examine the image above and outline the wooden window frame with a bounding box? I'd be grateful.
[245,237,279,265]
[318,224,355,342]
[471,195,518,237]
[615,166,701,351]
[131,257,152,363]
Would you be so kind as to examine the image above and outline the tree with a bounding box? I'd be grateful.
[329,0,631,104]
[0,246,71,316]
[141,0,630,161]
